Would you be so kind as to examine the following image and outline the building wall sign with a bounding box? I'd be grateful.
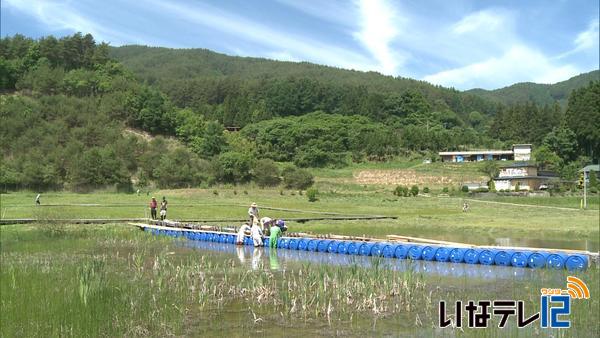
[499,168,527,177]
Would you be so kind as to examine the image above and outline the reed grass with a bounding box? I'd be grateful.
[1,224,598,336]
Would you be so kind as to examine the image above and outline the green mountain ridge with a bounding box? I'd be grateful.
[111,45,598,110]
[466,70,599,107]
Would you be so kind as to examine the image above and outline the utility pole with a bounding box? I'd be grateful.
[583,169,587,209]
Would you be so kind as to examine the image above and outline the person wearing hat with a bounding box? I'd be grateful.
[149,197,157,220]
[276,219,287,233]
[248,202,259,224]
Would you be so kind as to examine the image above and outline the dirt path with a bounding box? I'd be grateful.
[464,198,592,212]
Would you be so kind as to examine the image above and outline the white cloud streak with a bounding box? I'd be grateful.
[3,0,149,45]
[353,0,406,75]
[423,45,580,89]
[148,0,377,72]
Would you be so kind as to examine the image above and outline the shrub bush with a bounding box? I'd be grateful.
[423,187,430,193]
[307,188,318,202]
[282,166,314,189]
[461,185,469,193]
[393,185,409,197]
[410,185,419,196]
[253,159,281,187]
[442,187,449,193]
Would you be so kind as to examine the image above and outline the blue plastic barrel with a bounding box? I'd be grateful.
[327,241,340,253]
[278,238,289,249]
[408,245,424,260]
[464,249,481,264]
[435,247,451,262]
[289,238,299,250]
[421,246,438,261]
[318,240,332,253]
[359,243,374,256]
[307,239,319,252]
[493,250,513,266]
[565,255,588,271]
[159,230,166,235]
[263,238,270,247]
[546,253,568,269]
[449,248,466,263]
[337,241,349,254]
[205,233,212,241]
[382,245,395,258]
[244,236,253,246]
[394,245,409,259]
[527,252,548,269]
[478,249,496,265]
[228,235,236,244]
[511,252,532,268]
[298,239,309,251]
[219,234,227,243]
[347,242,360,255]
[370,243,383,257]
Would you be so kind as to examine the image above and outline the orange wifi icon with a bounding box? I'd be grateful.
[566,276,590,299]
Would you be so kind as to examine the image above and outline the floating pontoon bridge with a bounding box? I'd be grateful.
[135,221,597,271]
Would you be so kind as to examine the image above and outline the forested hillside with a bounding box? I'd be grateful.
[467,70,599,107]
[1,34,598,191]
[110,45,500,126]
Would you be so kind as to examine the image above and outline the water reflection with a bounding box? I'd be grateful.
[181,240,562,281]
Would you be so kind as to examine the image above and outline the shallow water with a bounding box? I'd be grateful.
[178,239,567,283]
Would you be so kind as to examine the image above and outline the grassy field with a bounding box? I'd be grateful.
[1,186,598,250]
[2,224,598,337]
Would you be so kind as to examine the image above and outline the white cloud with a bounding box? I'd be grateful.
[353,0,406,75]
[3,0,149,45]
[452,9,508,35]
[423,45,580,90]
[574,19,599,51]
[149,0,377,72]
[275,0,356,27]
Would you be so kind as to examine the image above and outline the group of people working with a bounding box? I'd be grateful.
[237,202,287,248]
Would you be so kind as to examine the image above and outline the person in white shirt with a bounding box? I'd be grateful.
[236,223,251,245]
[260,216,275,235]
[35,194,41,205]
[248,202,259,224]
[250,220,263,247]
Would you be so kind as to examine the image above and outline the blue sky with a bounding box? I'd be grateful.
[2,0,598,90]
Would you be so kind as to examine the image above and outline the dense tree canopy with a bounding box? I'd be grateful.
[1,33,598,191]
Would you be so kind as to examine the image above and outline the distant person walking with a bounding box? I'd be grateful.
[248,202,259,224]
[35,194,41,205]
[462,201,470,212]
[149,197,157,220]
[160,197,168,220]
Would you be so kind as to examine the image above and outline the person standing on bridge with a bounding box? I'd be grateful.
[248,202,260,224]
[160,196,168,220]
[149,197,157,220]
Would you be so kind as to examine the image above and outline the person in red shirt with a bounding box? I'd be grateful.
[149,197,158,220]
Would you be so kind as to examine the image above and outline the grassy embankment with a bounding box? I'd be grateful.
[1,224,598,337]
[1,159,598,248]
